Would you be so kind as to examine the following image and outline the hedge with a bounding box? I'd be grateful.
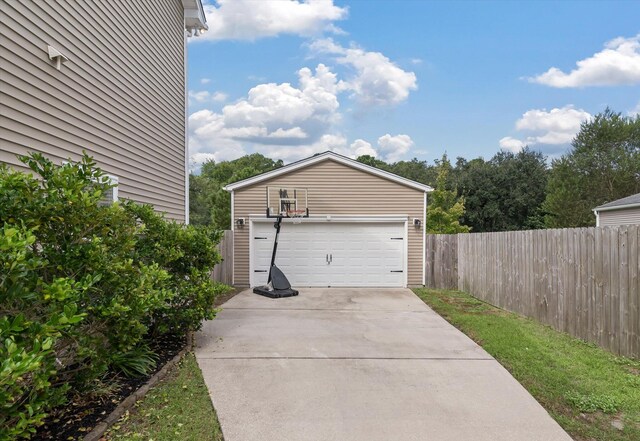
[0,153,229,439]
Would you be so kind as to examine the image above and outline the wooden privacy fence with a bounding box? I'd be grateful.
[425,234,458,290]
[426,225,640,359]
[211,230,233,285]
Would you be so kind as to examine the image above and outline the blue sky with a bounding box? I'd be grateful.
[186,0,640,168]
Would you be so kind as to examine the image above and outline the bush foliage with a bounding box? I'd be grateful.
[0,153,229,439]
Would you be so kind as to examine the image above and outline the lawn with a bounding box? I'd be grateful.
[413,288,640,441]
[105,353,223,441]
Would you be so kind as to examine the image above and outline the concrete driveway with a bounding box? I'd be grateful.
[195,288,571,441]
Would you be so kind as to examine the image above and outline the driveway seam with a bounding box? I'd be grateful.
[197,356,495,360]
[221,307,431,312]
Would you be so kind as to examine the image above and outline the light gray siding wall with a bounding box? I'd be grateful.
[0,0,187,221]
[233,159,426,287]
[599,207,640,227]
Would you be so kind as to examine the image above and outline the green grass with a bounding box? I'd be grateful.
[106,353,223,441]
[413,288,640,441]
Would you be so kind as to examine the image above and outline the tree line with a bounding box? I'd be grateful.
[190,109,639,233]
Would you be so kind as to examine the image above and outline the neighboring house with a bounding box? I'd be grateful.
[224,151,434,288]
[0,0,207,222]
[593,193,640,227]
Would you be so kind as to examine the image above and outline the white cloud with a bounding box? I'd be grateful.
[377,134,413,162]
[200,78,211,84]
[189,90,211,103]
[188,90,228,104]
[263,134,348,162]
[498,137,526,153]
[199,0,348,41]
[350,139,377,157]
[410,58,423,65]
[218,64,340,142]
[529,34,640,87]
[188,64,344,163]
[500,106,591,152]
[310,39,417,106]
[212,92,228,102]
[629,101,640,117]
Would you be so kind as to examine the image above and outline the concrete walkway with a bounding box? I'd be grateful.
[195,288,571,441]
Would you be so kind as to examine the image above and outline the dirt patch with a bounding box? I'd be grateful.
[626,367,639,376]
[213,287,241,308]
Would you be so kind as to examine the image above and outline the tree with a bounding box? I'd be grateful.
[356,155,438,187]
[543,109,640,228]
[456,148,548,232]
[189,154,283,229]
[356,154,391,171]
[390,158,437,186]
[426,154,471,234]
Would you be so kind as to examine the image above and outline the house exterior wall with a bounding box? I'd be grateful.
[598,207,640,227]
[0,0,187,221]
[233,159,426,287]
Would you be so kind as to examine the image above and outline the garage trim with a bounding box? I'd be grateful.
[249,216,409,288]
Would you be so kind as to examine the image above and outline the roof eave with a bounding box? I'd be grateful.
[593,202,640,213]
[183,0,208,32]
[223,151,434,193]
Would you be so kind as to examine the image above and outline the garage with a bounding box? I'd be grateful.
[224,151,432,288]
[250,220,407,287]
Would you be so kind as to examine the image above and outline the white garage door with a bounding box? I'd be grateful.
[251,221,406,287]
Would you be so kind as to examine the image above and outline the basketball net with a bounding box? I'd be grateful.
[286,209,306,224]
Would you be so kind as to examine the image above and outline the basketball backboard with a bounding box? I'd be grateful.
[266,186,309,218]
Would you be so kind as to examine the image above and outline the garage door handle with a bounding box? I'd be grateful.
[326,253,329,264]
[329,254,332,263]
[390,270,403,273]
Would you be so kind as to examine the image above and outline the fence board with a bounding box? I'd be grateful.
[211,230,233,285]
[426,225,640,359]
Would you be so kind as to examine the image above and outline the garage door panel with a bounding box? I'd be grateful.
[251,221,405,287]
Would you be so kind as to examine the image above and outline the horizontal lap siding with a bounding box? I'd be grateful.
[0,0,186,220]
[599,208,640,227]
[233,159,425,286]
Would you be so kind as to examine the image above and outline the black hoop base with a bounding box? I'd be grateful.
[253,286,299,298]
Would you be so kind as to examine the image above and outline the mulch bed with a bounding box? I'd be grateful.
[33,288,240,441]
[33,333,186,441]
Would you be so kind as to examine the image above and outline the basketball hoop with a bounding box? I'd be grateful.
[286,209,306,224]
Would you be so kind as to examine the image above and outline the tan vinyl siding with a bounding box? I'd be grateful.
[233,159,425,287]
[0,0,187,220]
[598,207,640,227]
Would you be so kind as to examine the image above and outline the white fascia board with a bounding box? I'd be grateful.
[422,191,427,286]
[223,152,434,193]
[593,202,640,213]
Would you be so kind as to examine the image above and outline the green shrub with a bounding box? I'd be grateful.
[110,344,158,378]
[0,153,228,438]
[123,203,227,335]
[0,225,86,438]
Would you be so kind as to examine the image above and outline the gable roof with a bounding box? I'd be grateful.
[223,151,434,193]
[593,192,640,212]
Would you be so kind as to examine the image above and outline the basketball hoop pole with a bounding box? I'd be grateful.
[267,215,283,284]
